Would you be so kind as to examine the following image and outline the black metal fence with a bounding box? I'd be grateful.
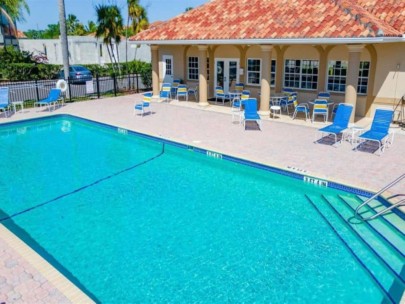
[0,74,147,107]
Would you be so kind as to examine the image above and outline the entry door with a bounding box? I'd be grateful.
[215,58,239,94]
[162,55,174,84]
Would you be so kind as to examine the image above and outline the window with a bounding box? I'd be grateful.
[247,58,261,85]
[165,58,172,76]
[284,59,319,90]
[327,60,370,94]
[271,60,276,86]
[188,57,199,80]
[358,61,370,94]
[327,61,347,93]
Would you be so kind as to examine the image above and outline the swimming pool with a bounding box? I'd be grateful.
[0,115,403,303]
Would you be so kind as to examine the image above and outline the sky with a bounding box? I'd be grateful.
[17,0,208,31]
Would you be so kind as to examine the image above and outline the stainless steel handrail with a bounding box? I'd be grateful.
[355,173,405,221]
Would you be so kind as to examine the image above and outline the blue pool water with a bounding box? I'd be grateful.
[0,116,392,302]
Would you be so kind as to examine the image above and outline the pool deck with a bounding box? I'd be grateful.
[0,94,404,303]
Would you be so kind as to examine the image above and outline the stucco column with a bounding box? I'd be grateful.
[345,45,364,122]
[316,46,327,92]
[198,45,209,106]
[151,45,160,98]
[274,46,285,93]
[259,45,272,115]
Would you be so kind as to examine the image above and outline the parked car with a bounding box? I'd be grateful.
[58,65,93,84]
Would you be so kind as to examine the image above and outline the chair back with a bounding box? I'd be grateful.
[48,88,62,101]
[282,88,294,95]
[160,83,171,98]
[370,109,394,134]
[317,92,330,100]
[241,90,250,100]
[161,83,171,92]
[172,79,180,88]
[235,83,244,92]
[215,86,225,97]
[244,98,258,114]
[313,98,328,114]
[0,87,9,106]
[143,92,152,103]
[177,85,187,95]
[333,104,353,128]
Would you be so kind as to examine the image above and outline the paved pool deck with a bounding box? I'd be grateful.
[0,94,404,303]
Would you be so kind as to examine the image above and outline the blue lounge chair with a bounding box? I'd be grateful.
[35,88,61,111]
[243,98,261,130]
[134,92,152,117]
[355,108,394,155]
[0,87,10,117]
[317,104,353,145]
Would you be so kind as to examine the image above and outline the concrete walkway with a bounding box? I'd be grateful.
[0,94,404,302]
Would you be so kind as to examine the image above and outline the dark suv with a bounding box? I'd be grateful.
[58,65,93,84]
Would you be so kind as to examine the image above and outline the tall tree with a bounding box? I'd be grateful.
[0,0,29,40]
[58,0,70,83]
[84,20,97,34]
[126,0,149,64]
[66,14,86,35]
[0,0,29,21]
[95,4,123,74]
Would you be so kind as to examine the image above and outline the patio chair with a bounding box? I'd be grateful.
[134,92,152,117]
[160,83,172,102]
[292,98,310,121]
[280,92,297,115]
[34,88,61,112]
[215,86,228,105]
[282,88,294,95]
[355,108,394,155]
[243,98,261,130]
[188,86,198,101]
[176,84,188,101]
[0,87,10,117]
[317,104,353,145]
[231,90,249,123]
[312,99,329,123]
[170,79,180,98]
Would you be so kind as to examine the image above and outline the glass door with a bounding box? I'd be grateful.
[215,58,239,94]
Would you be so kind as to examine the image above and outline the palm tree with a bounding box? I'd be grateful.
[0,0,29,21]
[0,0,29,45]
[84,20,97,34]
[95,4,123,74]
[126,0,149,64]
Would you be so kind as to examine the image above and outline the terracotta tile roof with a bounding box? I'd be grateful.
[131,0,404,42]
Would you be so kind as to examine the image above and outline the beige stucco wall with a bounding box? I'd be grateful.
[372,43,405,108]
[158,45,186,83]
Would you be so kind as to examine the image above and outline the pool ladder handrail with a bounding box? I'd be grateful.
[355,173,405,221]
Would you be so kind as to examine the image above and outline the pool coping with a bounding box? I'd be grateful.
[0,225,95,303]
[1,113,404,302]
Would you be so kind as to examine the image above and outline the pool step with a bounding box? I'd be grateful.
[339,195,405,259]
[355,195,405,234]
[324,195,405,281]
[306,195,404,303]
